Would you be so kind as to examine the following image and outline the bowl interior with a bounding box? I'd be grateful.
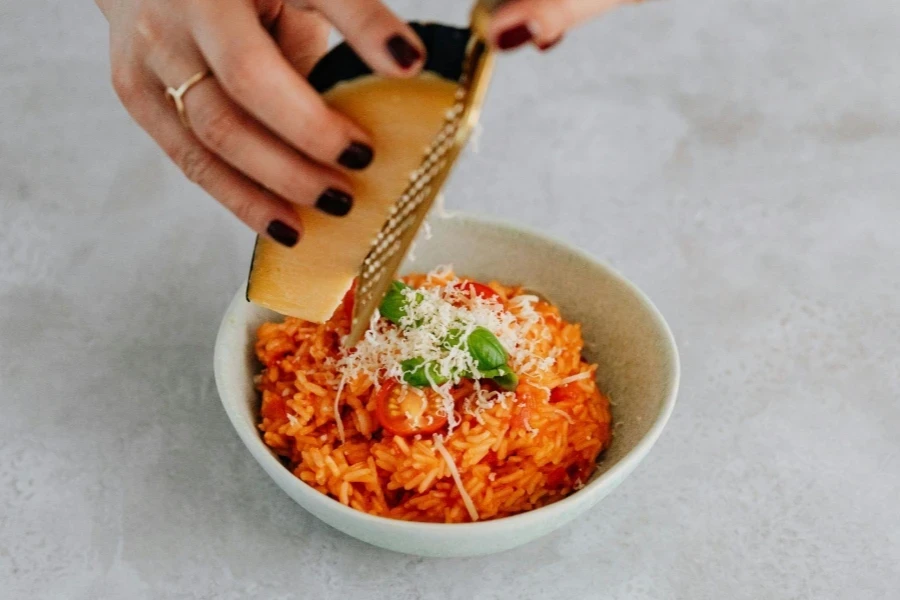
[216,213,678,542]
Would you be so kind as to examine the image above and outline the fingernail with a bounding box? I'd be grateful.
[497,24,534,51]
[338,141,374,170]
[386,35,422,69]
[538,36,563,52]
[267,220,299,247]
[316,188,353,217]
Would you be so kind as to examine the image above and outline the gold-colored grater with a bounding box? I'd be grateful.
[346,2,500,346]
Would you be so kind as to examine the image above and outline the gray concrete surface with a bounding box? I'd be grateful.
[2,0,899,598]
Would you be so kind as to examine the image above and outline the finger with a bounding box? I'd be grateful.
[123,72,306,247]
[187,0,375,171]
[306,0,426,77]
[274,4,331,77]
[147,40,355,217]
[489,0,625,50]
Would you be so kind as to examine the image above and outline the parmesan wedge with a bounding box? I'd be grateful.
[247,75,459,322]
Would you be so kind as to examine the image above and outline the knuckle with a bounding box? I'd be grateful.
[217,51,263,100]
[227,188,266,228]
[308,103,341,134]
[134,7,163,45]
[110,63,140,104]
[176,145,217,185]
[231,197,258,228]
[301,106,350,157]
[285,164,341,202]
[355,3,389,32]
[192,104,241,153]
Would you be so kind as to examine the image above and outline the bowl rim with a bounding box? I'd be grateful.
[214,212,680,532]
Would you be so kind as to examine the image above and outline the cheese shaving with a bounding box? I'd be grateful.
[558,371,593,386]
[523,418,538,438]
[464,380,514,424]
[552,409,575,424]
[434,435,479,522]
[333,372,348,444]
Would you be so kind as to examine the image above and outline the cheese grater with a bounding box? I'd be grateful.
[346,2,499,346]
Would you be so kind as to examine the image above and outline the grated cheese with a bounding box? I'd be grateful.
[434,435,479,522]
[464,380,515,424]
[552,409,575,424]
[333,372,348,444]
[558,371,592,386]
[336,267,556,435]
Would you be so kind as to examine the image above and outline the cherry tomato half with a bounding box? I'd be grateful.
[453,280,501,301]
[375,379,449,436]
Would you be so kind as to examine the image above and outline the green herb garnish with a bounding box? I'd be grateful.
[382,280,519,391]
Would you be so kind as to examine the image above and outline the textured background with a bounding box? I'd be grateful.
[2,0,899,598]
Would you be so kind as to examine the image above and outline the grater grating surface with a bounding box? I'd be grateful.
[346,25,495,346]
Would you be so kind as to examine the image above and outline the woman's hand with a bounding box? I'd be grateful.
[97,0,426,247]
[487,0,640,52]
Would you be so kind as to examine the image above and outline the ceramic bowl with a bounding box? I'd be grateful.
[214,213,679,557]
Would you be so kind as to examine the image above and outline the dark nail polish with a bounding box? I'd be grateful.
[497,24,534,51]
[386,35,422,69]
[267,220,299,247]
[338,141,374,170]
[316,188,353,217]
[538,36,563,52]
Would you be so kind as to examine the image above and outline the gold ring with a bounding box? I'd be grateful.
[165,70,210,129]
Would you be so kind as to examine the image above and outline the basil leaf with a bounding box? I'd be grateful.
[442,327,465,350]
[491,369,519,391]
[401,357,448,387]
[379,281,424,326]
[465,326,508,371]
[379,281,410,325]
[476,364,519,391]
[478,367,505,378]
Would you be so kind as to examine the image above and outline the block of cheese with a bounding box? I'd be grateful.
[246,74,459,322]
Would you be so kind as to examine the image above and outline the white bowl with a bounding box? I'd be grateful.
[214,213,679,557]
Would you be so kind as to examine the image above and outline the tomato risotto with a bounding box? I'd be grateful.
[255,268,612,523]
